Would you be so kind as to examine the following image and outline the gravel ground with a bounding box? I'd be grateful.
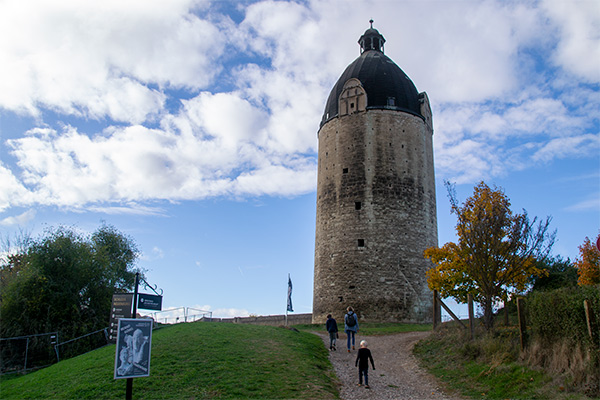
[316,331,464,400]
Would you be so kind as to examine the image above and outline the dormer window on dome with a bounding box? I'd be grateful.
[359,20,385,54]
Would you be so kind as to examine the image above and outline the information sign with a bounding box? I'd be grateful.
[114,318,153,379]
[109,293,133,343]
[138,293,163,311]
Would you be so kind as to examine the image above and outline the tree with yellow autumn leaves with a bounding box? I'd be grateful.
[425,181,556,330]
[574,233,600,286]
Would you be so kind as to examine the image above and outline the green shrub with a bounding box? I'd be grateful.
[527,285,599,346]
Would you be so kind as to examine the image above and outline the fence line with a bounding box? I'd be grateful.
[54,328,109,362]
[1,328,110,375]
[1,331,58,374]
[142,307,212,324]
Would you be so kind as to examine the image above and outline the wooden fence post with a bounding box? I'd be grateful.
[433,290,439,330]
[468,294,475,340]
[517,297,527,351]
[584,299,596,342]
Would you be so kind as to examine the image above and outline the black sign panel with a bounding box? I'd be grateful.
[138,293,162,311]
[109,293,133,343]
[114,318,153,379]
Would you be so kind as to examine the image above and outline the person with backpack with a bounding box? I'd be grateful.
[344,306,359,352]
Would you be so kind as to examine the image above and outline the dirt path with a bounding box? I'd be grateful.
[316,331,463,400]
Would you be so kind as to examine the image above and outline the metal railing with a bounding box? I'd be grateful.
[141,307,212,324]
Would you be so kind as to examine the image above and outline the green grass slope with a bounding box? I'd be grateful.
[0,323,339,399]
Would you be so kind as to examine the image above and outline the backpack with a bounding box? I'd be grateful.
[346,313,356,327]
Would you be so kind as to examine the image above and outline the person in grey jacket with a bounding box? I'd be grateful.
[344,306,359,352]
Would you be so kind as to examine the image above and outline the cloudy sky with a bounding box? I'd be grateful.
[1,0,598,319]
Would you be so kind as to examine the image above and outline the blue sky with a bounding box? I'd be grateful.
[1,0,598,320]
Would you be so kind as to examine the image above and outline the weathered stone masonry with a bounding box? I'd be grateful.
[312,24,438,324]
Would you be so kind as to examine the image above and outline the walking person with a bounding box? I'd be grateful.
[344,306,359,352]
[355,340,375,389]
[325,314,338,351]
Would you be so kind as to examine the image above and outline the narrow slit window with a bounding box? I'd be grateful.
[355,201,362,210]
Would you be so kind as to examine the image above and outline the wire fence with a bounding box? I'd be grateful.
[0,332,58,374]
[0,328,110,375]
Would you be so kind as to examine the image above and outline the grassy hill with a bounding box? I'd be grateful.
[0,322,339,399]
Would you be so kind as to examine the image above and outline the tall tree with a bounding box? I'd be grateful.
[530,256,578,291]
[0,229,32,298]
[424,181,555,330]
[574,233,600,286]
[0,224,140,338]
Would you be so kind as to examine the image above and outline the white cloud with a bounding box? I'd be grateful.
[0,163,33,212]
[88,204,167,216]
[434,139,501,184]
[181,92,269,148]
[542,0,600,83]
[0,209,36,226]
[0,0,223,122]
[565,194,600,212]
[139,246,166,262]
[381,1,544,103]
[532,134,600,163]
[0,0,598,208]
[4,89,317,208]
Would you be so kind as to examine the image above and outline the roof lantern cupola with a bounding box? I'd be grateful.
[358,19,385,54]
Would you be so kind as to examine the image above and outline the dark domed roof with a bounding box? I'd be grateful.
[321,26,422,127]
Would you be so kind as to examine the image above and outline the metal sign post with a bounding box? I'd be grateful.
[124,273,139,400]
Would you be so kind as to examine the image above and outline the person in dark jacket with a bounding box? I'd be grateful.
[325,314,338,350]
[355,340,375,388]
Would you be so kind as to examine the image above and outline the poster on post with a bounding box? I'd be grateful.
[114,318,153,379]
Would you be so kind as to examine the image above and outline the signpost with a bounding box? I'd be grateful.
[111,273,163,400]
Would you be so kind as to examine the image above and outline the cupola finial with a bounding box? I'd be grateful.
[358,21,385,54]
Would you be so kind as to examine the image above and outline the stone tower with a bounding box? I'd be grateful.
[312,23,438,324]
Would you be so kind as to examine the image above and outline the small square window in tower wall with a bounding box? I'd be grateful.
[343,168,349,174]
[357,239,365,247]
[355,201,362,210]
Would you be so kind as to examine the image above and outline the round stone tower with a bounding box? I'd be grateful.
[312,23,438,324]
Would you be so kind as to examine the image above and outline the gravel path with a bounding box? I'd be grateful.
[316,331,463,400]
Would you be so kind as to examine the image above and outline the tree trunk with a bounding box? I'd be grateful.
[482,296,494,331]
